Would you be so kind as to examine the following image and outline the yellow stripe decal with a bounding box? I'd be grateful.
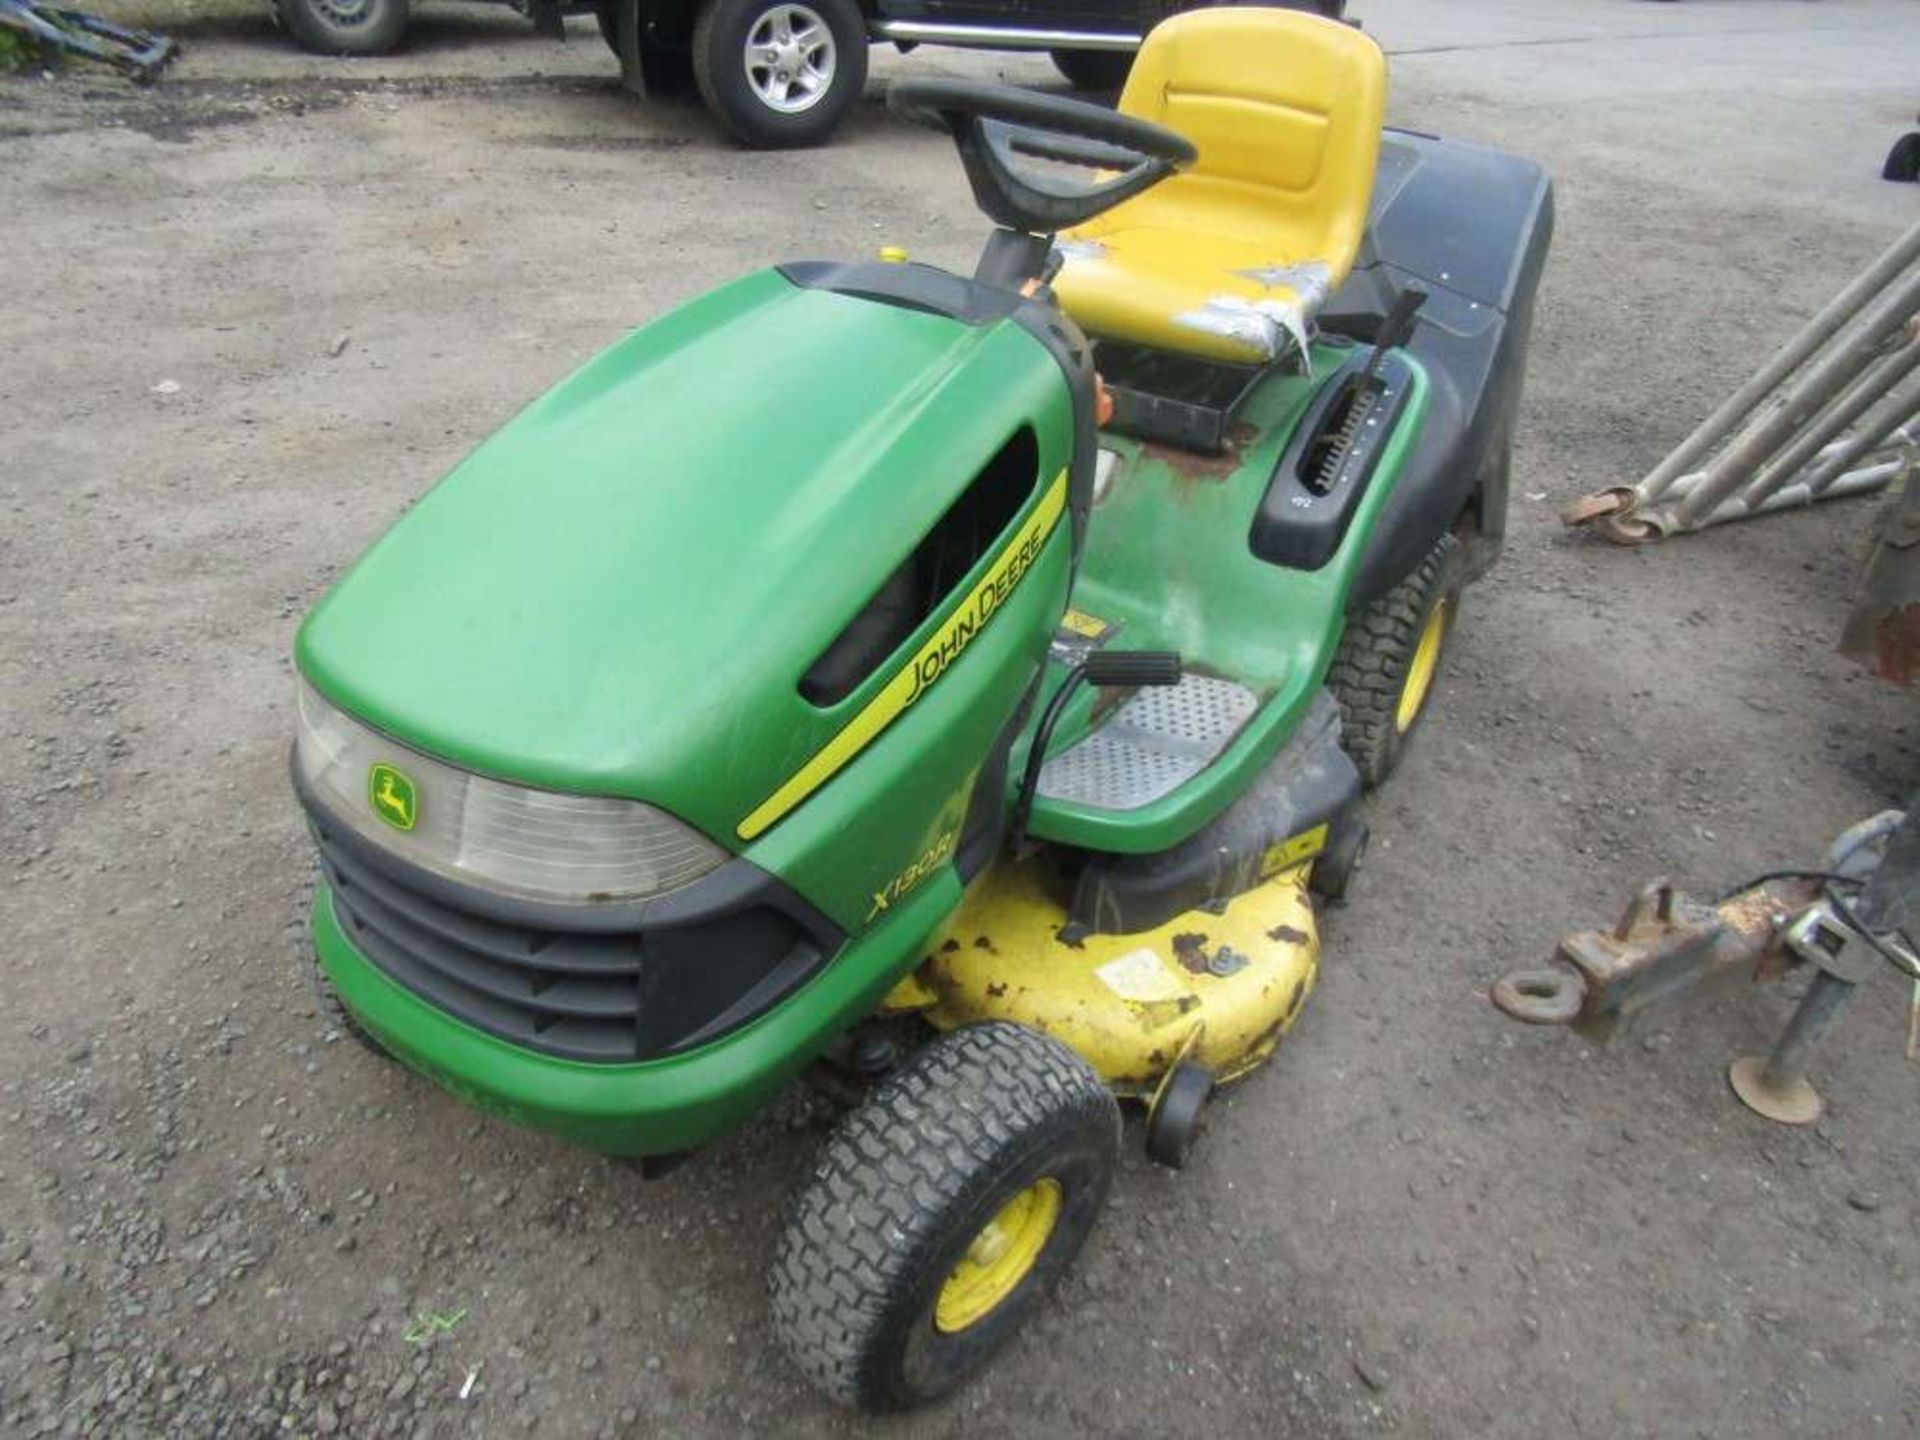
[738,469,1070,841]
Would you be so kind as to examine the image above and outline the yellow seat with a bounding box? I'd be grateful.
[1054,8,1387,367]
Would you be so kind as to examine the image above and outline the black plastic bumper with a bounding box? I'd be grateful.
[294,766,844,1064]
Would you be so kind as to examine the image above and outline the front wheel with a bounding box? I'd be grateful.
[691,0,867,148]
[274,0,408,54]
[770,1022,1119,1410]
[1049,47,1132,93]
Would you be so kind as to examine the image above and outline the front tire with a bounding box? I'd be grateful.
[1049,48,1132,93]
[275,0,408,55]
[1327,532,1465,788]
[692,0,867,148]
[770,1022,1119,1411]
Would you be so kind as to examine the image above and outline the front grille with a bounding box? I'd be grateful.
[314,814,649,1062]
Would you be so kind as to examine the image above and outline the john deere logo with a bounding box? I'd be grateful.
[368,763,417,832]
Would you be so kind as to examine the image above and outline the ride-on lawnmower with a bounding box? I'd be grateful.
[290,8,1551,1409]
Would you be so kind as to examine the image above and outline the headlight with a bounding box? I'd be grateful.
[293,678,727,906]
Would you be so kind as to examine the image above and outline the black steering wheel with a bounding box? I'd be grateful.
[888,79,1196,234]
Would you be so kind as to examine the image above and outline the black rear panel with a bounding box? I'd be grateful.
[1321,130,1555,605]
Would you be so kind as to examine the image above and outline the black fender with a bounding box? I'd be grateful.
[608,0,646,94]
[1324,130,1555,608]
[605,0,703,92]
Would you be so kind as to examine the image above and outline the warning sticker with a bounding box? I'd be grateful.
[1259,823,1329,879]
[1094,947,1189,1004]
[1050,607,1120,669]
[1059,608,1113,641]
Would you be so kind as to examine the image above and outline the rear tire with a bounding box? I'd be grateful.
[275,0,408,55]
[770,1022,1119,1411]
[1327,532,1464,789]
[1048,47,1132,93]
[692,0,867,149]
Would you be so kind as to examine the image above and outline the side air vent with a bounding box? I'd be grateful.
[800,427,1040,707]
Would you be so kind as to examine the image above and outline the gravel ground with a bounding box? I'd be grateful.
[3,0,1919,1435]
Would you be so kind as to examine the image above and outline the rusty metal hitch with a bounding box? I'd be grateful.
[1492,808,1917,1126]
[1491,878,1819,1041]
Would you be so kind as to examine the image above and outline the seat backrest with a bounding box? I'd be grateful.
[1113,7,1386,271]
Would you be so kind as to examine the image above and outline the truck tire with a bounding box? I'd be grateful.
[692,0,867,148]
[769,1022,1119,1410]
[275,0,408,55]
[1327,532,1464,788]
[1049,48,1132,93]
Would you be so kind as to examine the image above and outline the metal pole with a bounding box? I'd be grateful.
[1803,379,1920,497]
[1681,460,1903,528]
[1728,970,1855,1126]
[1662,418,1920,503]
[1634,220,1920,507]
[1732,338,1920,510]
[1665,266,1920,530]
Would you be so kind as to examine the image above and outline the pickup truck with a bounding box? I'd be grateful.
[272,0,1346,147]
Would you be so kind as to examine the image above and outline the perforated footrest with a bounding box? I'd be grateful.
[1036,674,1259,812]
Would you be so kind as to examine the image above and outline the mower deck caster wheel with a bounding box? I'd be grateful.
[1309,820,1368,904]
[1145,1060,1214,1170]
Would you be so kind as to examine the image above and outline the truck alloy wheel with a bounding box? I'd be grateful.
[692,0,866,148]
[275,0,409,55]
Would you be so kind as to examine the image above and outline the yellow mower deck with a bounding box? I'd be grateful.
[889,855,1320,1098]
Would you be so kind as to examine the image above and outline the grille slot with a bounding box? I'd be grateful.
[315,816,647,1063]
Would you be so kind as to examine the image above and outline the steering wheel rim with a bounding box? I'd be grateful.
[887,77,1196,235]
[889,77,1196,166]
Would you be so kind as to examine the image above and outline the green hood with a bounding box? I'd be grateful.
[296,267,1071,848]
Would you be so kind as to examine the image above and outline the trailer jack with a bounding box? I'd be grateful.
[1493,809,1919,1126]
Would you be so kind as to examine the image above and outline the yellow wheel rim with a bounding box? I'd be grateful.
[1395,599,1449,734]
[934,1179,1061,1333]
